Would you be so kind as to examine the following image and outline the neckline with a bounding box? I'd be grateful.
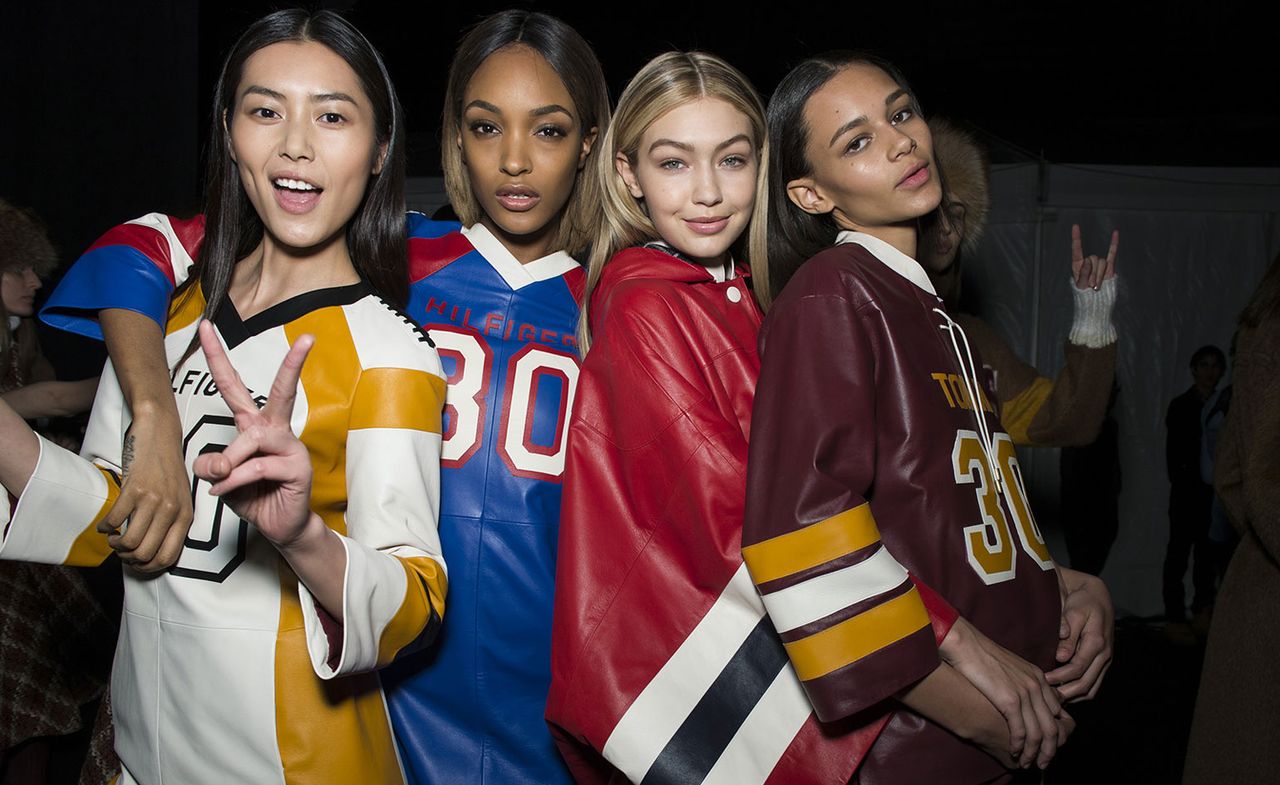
[462,223,579,290]
[641,241,738,282]
[214,280,372,349]
[835,231,937,295]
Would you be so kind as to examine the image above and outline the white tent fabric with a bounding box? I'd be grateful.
[967,163,1280,616]
[408,167,1280,617]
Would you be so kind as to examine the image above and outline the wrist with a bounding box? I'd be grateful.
[273,512,332,554]
[1068,276,1117,348]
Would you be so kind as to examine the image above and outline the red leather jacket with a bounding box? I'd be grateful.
[547,246,956,785]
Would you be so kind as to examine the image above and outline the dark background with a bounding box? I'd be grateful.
[2,0,1275,262]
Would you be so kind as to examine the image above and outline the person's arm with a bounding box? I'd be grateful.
[97,308,192,571]
[0,385,121,568]
[1,377,100,419]
[37,214,203,571]
[743,289,943,720]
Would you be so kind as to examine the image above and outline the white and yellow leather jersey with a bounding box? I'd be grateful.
[2,278,447,785]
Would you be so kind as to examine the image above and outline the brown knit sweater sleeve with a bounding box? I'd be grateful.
[954,314,1116,447]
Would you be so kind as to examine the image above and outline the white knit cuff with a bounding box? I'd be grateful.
[1068,276,1117,348]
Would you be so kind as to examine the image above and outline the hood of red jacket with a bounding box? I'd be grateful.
[591,245,750,333]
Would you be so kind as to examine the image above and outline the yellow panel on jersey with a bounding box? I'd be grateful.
[742,504,881,584]
[350,367,445,434]
[166,283,207,335]
[783,585,932,681]
[377,555,448,666]
[1001,376,1053,446]
[63,467,122,566]
[285,310,360,538]
[274,567,403,785]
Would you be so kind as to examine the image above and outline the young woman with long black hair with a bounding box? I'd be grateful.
[1,11,447,784]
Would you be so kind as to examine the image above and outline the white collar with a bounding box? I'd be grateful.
[835,231,937,295]
[461,223,579,291]
[7,316,19,331]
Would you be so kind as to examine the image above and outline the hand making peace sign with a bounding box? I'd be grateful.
[191,320,317,549]
[1071,224,1119,291]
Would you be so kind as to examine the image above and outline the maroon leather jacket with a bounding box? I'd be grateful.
[744,234,1062,784]
[549,245,958,785]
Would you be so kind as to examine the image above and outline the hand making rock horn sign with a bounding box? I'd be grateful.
[1071,224,1119,291]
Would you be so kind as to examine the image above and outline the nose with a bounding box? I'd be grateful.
[889,127,918,159]
[692,165,724,208]
[279,113,313,162]
[500,134,531,177]
[25,268,41,292]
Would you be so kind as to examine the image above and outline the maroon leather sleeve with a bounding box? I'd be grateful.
[744,277,939,723]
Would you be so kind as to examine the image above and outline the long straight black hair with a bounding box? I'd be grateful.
[186,9,407,324]
[765,51,922,301]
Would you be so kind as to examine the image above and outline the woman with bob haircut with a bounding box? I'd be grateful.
[744,50,1113,783]
[37,9,610,784]
[1,10,449,784]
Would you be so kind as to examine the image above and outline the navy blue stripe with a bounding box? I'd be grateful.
[640,616,789,785]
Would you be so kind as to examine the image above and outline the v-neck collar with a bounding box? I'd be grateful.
[835,230,937,296]
[462,223,579,291]
[213,280,372,350]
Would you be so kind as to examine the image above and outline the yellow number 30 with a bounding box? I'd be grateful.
[952,430,1054,585]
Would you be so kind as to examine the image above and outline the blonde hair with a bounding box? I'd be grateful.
[440,12,610,258]
[578,51,771,349]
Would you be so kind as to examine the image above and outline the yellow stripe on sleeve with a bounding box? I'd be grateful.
[64,468,122,567]
[742,504,881,585]
[783,585,932,682]
[350,368,445,434]
[1001,376,1053,446]
[376,555,448,666]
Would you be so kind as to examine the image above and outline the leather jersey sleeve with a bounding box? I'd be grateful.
[743,290,942,724]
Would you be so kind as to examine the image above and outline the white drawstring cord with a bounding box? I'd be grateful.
[933,307,1003,495]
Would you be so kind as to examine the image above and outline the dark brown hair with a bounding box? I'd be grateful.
[440,10,610,257]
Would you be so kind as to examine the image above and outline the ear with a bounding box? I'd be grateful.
[786,176,831,216]
[616,152,644,199]
[455,127,467,167]
[578,126,598,170]
[372,140,389,175]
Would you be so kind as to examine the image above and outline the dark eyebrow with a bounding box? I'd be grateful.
[464,99,502,114]
[885,88,910,106]
[314,92,358,106]
[649,138,692,154]
[242,85,285,102]
[716,133,752,152]
[532,104,574,119]
[827,89,914,147]
[241,86,358,106]
[829,116,867,148]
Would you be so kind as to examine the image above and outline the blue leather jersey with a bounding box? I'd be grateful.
[384,215,580,785]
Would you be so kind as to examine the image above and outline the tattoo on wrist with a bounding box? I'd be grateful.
[122,434,136,478]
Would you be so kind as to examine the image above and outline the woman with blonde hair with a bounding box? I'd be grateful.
[548,51,955,785]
